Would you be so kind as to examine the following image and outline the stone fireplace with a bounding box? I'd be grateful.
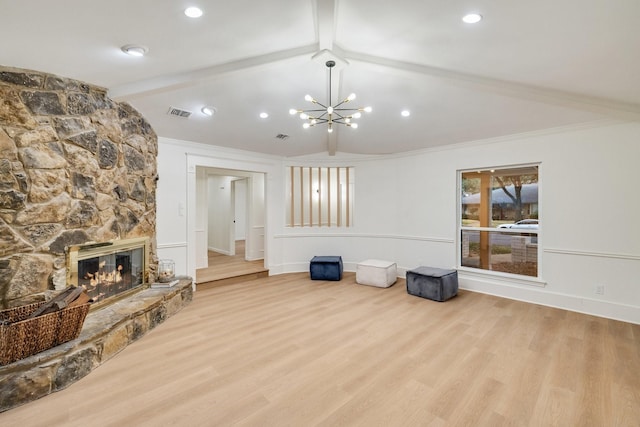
[0,65,159,308]
[0,66,192,412]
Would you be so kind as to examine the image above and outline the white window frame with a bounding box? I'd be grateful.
[457,163,545,285]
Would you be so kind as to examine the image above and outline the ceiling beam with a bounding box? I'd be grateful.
[314,0,341,155]
[326,130,338,155]
[108,44,319,100]
[345,50,640,121]
[314,0,337,51]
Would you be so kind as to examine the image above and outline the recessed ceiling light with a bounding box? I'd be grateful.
[184,7,203,18]
[462,13,482,24]
[201,106,216,116]
[401,110,411,117]
[259,112,269,119]
[121,45,148,57]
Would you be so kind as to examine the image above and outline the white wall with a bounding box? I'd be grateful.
[234,179,247,241]
[155,140,189,275]
[195,167,208,268]
[157,121,640,324]
[207,175,234,254]
[246,173,265,261]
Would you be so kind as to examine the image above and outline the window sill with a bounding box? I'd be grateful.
[457,266,547,288]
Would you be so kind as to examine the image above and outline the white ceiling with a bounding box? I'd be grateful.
[2,0,639,157]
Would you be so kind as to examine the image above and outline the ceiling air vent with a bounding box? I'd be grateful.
[167,106,192,118]
[275,134,290,140]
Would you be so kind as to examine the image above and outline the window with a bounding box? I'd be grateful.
[460,165,539,277]
[286,166,354,227]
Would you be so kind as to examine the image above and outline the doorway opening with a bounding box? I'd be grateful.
[194,167,267,287]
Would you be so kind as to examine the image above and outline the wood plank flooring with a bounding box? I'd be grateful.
[2,273,639,426]
[196,241,267,287]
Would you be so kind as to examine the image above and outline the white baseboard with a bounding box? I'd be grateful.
[459,274,640,325]
[208,246,231,256]
[267,262,639,325]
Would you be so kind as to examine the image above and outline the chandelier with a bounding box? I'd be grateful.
[289,60,372,133]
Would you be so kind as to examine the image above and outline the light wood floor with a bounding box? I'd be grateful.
[196,240,267,286]
[2,273,639,426]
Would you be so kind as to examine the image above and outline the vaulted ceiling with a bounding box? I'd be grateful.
[2,0,639,157]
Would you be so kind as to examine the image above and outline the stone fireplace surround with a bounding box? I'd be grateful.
[0,65,159,308]
[0,66,192,411]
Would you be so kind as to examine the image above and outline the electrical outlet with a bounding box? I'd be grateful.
[595,285,605,295]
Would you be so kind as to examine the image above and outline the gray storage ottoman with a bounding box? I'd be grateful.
[406,266,458,302]
[310,256,343,281]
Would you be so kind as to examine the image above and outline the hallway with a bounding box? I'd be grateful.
[195,240,267,288]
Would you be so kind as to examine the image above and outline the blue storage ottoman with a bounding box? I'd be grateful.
[310,256,343,281]
[406,267,458,302]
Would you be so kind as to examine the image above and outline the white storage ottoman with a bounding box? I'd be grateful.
[356,259,397,288]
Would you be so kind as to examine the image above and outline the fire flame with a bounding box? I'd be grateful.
[84,264,124,287]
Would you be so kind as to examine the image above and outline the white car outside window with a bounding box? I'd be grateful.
[497,219,538,229]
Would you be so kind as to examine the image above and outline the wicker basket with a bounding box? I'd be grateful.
[0,301,91,366]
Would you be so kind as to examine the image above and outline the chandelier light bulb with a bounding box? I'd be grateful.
[289,108,298,115]
[327,106,334,114]
[327,126,333,133]
[351,123,358,129]
[353,112,362,119]
[345,118,351,123]
[304,94,314,102]
[347,93,356,101]
[299,113,309,120]
[364,106,372,113]
[311,119,317,124]
[303,123,311,129]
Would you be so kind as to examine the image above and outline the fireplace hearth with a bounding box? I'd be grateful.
[0,277,193,412]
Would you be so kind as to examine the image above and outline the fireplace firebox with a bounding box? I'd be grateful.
[67,237,150,306]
